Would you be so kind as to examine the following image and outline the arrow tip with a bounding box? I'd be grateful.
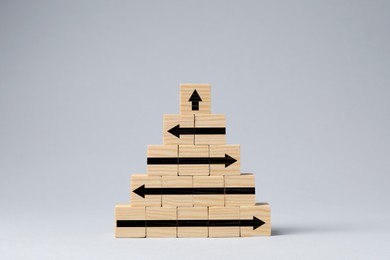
[225,154,237,168]
[253,216,265,230]
[133,184,146,198]
[168,124,181,138]
[189,90,202,102]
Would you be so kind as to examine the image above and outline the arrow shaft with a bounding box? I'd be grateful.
[138,187,255,195]
[209,157,226,164]
[238,219,256,227]
[161,188,192,195]
[178,157,209,164]
[173,127,226,135]
[194,127,226,135]
[209,220,240,227]
[117,219,254,227]
[117,220,145,227]
[193,187,225,194]
[191,101,199,111]
[147,157,227,165]
[225,187,255,194]
[178,220,208,226]
[137,187,162,195]
[175,127,195,135]
[147,158,178,164]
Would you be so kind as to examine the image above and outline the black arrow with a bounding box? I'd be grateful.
[117,216,265,230]
[147,154,237,168]
[209,154,236,167]
[239,217,265,230]
[189,90,202,110]
[168,125,226,138]
[133,185,255,198]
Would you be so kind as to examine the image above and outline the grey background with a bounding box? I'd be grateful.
[1,0,389,259]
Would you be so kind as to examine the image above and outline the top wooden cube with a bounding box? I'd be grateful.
[180,84,211,115]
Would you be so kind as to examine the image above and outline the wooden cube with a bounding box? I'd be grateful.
[147,145,178,176]
[209,206,240,237]
[162,176,193,207]
[194,114,226,145]
[163,114,195,145]
[210,145,240,176]
[130,174,161,207]
[224,174,256,206]
[146,207,177,238]
[193,176,224,206]
[115,205,145,238]
[177,207,208,238]
[240,203,271,236]
[180,84,211,115]
[179,145,209,176]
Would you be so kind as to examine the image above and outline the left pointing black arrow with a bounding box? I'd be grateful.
[147,154,237,168]
[168,125,226,138]
[133,185,162,198]
[189,90,202,110]
[133,185,255,198]
[117,216,265,230]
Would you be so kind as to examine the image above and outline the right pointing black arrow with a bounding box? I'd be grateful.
[168,124,226,138]
[238,217,265,230]
[117,216,265,230]
[147,154,237,168]
[189,90,202,110]
[133,185,255,198]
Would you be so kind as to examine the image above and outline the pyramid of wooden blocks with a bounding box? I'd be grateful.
[115,84,271,238]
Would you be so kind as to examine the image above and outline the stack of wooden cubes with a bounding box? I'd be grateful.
[115,84,271,238]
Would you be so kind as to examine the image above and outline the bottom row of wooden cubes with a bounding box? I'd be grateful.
[115,203,271,238]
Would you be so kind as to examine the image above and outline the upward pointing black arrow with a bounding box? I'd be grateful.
[189,90,202,110]
[168,124,226,138]
[117,216,265,230]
